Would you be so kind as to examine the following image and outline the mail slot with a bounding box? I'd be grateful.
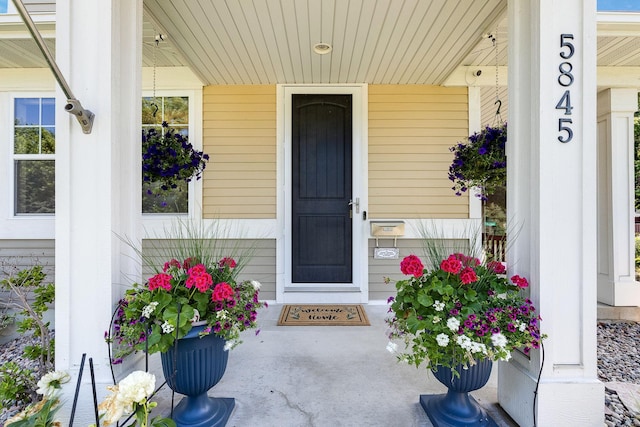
[370,221,405,237]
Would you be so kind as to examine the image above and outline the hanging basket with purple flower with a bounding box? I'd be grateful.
[142,121,209,196]
[448,122,507,200]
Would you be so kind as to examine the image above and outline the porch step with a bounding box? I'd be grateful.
[597,303,640,322]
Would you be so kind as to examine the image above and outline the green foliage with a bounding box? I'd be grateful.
[0,362,36,407]
[0,265,55,379]
[4,397,60,427]
[386,253,545,377]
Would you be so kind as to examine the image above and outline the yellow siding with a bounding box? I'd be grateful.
[202,85,277,218]
[368,85,469,219]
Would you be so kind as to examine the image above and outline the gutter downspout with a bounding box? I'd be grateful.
[12,0,94,134]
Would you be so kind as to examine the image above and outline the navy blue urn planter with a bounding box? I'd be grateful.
[420,359,498,427]
[161,325,234,427]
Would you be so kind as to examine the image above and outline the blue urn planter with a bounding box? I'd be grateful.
[420,359,498,427]
[160,325,234,427]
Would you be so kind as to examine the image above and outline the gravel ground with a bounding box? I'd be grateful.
[1,323,639,426]
[598,321,640,427]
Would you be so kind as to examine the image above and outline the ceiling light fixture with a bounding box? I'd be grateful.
[313,42,332,55]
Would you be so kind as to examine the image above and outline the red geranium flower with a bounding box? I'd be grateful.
[400,255,424,278]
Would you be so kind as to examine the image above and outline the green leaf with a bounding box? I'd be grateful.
[151,417,177,427]
[463,288,478,301]
[416,291,433,307]
[406,313,427,334]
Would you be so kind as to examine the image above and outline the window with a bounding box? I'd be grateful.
[13,97,55,214]
[142,96,189,214]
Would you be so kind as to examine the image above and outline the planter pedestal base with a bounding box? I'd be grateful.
[420,393,498,427]
[172,395,235,427]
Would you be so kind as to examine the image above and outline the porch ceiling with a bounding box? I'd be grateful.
[1,2,640,87]
[142,0,506,85]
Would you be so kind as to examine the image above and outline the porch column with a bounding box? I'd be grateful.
[596,88,640,306]
[501,0,603,426]
[55,0,142,424]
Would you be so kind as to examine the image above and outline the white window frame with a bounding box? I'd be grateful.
[141,89,204,236]
[0,91,56,239]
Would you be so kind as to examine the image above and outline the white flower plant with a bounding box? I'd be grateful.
[386,253,546,377]
[5,370,70,427]
[93,370,175,427]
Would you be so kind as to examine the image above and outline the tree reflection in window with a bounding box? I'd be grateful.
[14,97,55,214]
[142,96,189,214]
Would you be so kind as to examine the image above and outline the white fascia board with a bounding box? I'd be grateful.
[597,12,640,36]
[597,66,640,88]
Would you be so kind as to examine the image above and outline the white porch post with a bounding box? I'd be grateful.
[501,0,603,426]
[596,88,640,307]
[55,0,142,423]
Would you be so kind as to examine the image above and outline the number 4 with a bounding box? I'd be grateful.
[555,90,573,115]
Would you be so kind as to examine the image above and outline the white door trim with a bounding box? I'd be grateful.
[276,84,368,303]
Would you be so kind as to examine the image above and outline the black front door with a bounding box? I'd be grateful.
[292,94,352,283]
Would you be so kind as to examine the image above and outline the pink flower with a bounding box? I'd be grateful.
[451,253,481,267]
[400,255,424,278]
[187,264,207,277]
[440,255,462,274]
[487,261,506,274]
[185,276,195,289]
[163,258,181,272]
[194,273,213,293]
[459,267,478,284]
[219,257,237,269]
[183,257,197,270]
[212,282,235,302]
[510,275,529,289]
[148,273,172,291]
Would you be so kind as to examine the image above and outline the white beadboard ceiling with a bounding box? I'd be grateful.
[142,0,506,85]
[1,1,640,88]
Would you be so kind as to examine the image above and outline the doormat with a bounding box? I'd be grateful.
[277,304,370,326]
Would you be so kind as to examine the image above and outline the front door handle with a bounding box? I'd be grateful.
[348,198,360,214]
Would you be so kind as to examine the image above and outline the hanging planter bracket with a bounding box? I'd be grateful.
[12,0,95,134]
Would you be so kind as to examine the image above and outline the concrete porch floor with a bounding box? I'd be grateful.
[146,304,519,427]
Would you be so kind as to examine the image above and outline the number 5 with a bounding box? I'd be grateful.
[560,34,574,59]
[558,118,573,143]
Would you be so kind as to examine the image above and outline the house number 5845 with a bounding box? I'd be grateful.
[556,34,574,143]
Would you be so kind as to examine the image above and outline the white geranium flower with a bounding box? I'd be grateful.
[456,335,472,350]
[250,280,261,290]
[36,370,71,397]
[433,300,445,311]
[447,317,460,332]
[161,321,175,334]
[432,316,441,324]
[470,342,487,354]
[491,332,508,348]
[436,333,450,347]
[141,301,158,318]
[117,371,156,405]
